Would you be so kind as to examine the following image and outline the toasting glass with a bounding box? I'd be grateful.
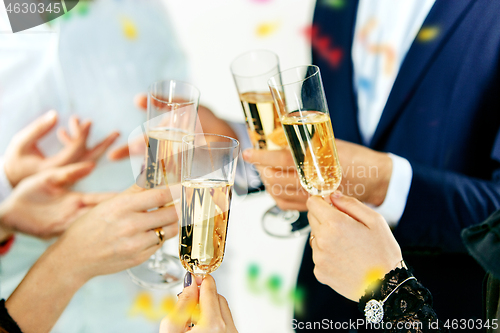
[231,50,304,238]
[268,65,342,198]
[179,134,239,276]
[128,80,199,289]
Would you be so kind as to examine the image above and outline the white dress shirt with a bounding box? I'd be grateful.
[352,0,436,226]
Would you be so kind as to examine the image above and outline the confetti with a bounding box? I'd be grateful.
[129,292,158,321]
[246,263,307,309]
[129,293,179,321]
[120,16,138,40]
[417,26,440,42]
[358,267,385,296]
[256,21,280,37]
[358,77,372,91]
[368,44,396,75]
[323,0,346,9]
[304,25,344,69]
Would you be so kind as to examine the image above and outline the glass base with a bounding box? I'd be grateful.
[127,255,184,289]
[262,205,310,238]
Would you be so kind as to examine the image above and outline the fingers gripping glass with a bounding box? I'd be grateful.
[128,80,200,289]
[268,65,342,197]
[230,50,303,238]
[179,134,239,277]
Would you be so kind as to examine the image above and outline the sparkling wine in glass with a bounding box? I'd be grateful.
[128,80,199,289]
[231,50,306,238]
[179,134,239,276]
[268,65,342,197]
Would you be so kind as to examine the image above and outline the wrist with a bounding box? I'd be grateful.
[43,240,89,288]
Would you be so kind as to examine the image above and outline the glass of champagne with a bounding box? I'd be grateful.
[230,50,305,238]
[179,134,239,276]
[128,80,200,289]
[268,65,342,198]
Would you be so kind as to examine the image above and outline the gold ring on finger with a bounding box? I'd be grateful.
[154,227,165,245]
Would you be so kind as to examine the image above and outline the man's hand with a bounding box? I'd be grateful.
[334,139,392,206]
[242,148,310,211]
[307,192,402,302]
[242,139,393,211]
[0,162,115,240]
[4,110,119,187]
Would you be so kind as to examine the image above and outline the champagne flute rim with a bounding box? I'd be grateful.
[268,64,321,88]
[148,79,200,106]
[182,133,240,149]
[230,49,279,78]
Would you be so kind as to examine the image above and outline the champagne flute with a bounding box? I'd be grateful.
[179,134,239,276]
[230,50,305,238]
[268,65,342,198]
[128,80,200,289]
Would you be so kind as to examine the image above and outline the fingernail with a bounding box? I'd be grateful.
[184,272,192,288]
[243,149,252,160]
[177,291,182,298]
[332,190,342,198]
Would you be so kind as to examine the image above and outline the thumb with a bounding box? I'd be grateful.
[16,110,58,149]
[45,161,96,187]
[161,278,199,332]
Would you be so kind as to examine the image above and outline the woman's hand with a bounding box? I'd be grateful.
[5,184,179,333]
[51,184,179,282]
[3,110,119,187]
[307,192,403,302]
[160,274,238,333]
[0,161,114,240]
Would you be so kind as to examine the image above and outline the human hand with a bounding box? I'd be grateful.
[3,110,119,187]
[160,274,238,333]
[307,192,402,302]
[108,94,237,161]
[242,148,309,211]
[0,162,115,240]
[50,184,179,282]
[334,139,392,206]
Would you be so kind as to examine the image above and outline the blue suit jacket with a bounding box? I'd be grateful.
[313,0,500,253]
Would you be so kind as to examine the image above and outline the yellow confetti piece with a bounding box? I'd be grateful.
[120,16,138,40]
[160,296,177,314]
[256,21,280,37]
[417,26,440,42]
[358,267,385,296]
[129,293,179,322]
[129,292,157,320]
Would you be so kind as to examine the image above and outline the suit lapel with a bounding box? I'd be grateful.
[369,0,476,149]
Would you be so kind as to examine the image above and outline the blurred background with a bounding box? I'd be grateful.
[0,0,317,332]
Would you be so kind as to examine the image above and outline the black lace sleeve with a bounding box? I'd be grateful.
[359,267,448,333]
[0,299,22,333]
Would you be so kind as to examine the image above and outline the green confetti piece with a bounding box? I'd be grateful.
[248,263,260,280]
[291,286,306,316]
[323,0,345,9]
[77,2,90,16]
[267,275,282,292]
